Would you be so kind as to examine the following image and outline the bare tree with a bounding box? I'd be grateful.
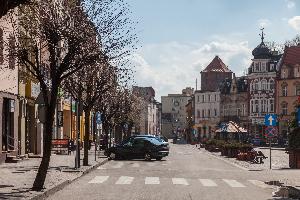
[64,60,118,166]
[0,0,29,18]
[10,0,101,190]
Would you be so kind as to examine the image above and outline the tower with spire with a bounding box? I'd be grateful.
[247,29,282,140]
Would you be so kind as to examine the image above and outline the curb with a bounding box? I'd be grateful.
[29,158,109,200]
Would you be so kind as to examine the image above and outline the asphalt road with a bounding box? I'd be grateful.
[47,144,276,200]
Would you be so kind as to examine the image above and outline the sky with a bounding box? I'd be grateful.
[127,0,300,101]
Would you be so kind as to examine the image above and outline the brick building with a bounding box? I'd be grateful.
[200,55,232,91]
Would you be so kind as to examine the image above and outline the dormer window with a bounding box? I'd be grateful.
[281,68,288,79]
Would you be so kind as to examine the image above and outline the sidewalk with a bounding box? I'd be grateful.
[198,146,300,192]
[0,149,108,200]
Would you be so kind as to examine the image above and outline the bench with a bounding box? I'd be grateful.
[52,139,72,154]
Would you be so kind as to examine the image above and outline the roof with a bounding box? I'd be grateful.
[215,121,247,133]
[281,45,300,66]
[201,56,232,73]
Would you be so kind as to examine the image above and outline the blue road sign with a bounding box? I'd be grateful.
[297,108,300,127]
[96,112,102,124]
[264,114,277,126]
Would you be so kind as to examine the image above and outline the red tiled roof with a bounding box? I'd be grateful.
[282,46,300,66]
[202,56,232,73]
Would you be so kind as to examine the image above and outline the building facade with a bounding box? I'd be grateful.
[247,30,281,141]
[219,74,249,130]
[132,86,159,135]
[194,90,221,140]
[161,87,194,138]
[276,45,300,144]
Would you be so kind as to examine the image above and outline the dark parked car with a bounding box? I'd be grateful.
[104,136,169,161]
[131,134,169,145]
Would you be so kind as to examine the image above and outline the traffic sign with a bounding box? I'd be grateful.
[265,126,277,138]
[264,114,277,126]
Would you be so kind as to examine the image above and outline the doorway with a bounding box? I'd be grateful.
[2,98,14,151]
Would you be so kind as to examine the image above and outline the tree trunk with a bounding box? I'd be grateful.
[32,89,58,191]
[83,108,91,166]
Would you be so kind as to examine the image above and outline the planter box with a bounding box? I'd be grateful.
[289,150,300,169]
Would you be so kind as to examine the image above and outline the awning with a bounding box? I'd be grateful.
[215,121,247,133]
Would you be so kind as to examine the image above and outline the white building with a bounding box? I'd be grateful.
[161,87,194,138]
[194,90,221,139]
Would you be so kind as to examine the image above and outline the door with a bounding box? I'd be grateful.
[2,98,13,151]
[132,138,146,158]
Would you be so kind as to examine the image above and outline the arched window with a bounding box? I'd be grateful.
[281,83,288,96]
[269,79,275,90]
[255,80,259,91]
[261,79,267,91]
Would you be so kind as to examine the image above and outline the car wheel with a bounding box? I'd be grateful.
[109,152,116,160]
[156,157,162,161]
[144,153,151,161]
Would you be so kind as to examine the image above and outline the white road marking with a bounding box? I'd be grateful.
[172,178,189,185]
[115,176,134,185]
[199,179,217,187]
[88,176,109,184]
[248,180,269,188]
[97,166,106,170]
[223,179,246,188]
[131,163,140,168]
[145,177,160,185]
[112,162,124,169]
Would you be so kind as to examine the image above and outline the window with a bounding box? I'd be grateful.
[215,94,217,101]
[281,68,288,79]
[296,85,300,95]
[255,81,259,91]
[0,28,3,64]
[202,95,204,102]
[282,85,288,96]
[214,109,217,116]
[261,80,267,91]
[208,109,211,117]
[281,102,288,115]
[269,99,274,112]
[295,67,300,78]
[270,64,274,71]
[269,80,275,90]
[261,99,267,113]
[197,110,200,118]
[208,94,211,102]
[255,63,259,71]
[242,104,245,116]
[255,100,259,113]
[202,110,205,118]
[197,95,200,102]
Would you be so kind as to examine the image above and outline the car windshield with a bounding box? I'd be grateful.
[146,138,163,145]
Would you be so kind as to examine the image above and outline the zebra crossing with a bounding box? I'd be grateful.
[88,176,270,189]
[97,161,171,170]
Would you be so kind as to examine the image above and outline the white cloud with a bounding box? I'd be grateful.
[285,0,295,8]
[288,16,300,31]
[258,19,271,28]
[131,40,252,100]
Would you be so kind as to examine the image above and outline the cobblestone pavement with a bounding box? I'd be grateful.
[199,146,300,190]
[0,148,107,200]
